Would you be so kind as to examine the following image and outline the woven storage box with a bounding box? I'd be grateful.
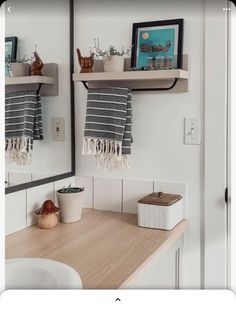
[137,192,183,230]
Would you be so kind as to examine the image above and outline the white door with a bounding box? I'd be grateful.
[204,0,230,288]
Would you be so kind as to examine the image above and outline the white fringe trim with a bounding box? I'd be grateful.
[96,154,130,170]
[82,137,130,170]
[5,137,32,166]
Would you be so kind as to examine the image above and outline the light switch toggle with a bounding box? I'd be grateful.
[187,127,194,136]
[184,118,201,145]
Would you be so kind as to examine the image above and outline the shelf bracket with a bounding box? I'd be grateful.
[82,81,89,90]
[132,78,178,92]
[37,83,43,94]
[81,78,179,92]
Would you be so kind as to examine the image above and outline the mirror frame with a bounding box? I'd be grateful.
[5,0,75,194]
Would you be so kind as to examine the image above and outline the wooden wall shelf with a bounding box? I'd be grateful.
[73,55,189,92]
[73,69,188,83]
[5,63,58,96]
[5,76,55,86]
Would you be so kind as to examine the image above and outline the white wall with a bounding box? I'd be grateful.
[74,0,204,288]
[5,0,71,177]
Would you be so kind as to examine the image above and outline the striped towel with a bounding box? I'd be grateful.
[82,87,132,169]
[5,90,43,166]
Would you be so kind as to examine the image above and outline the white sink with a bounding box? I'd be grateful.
[6,258,82,289]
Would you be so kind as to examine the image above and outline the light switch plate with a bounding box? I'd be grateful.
[184,118,201,145]
[52,117,65,141]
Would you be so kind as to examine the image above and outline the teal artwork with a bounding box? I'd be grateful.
[131,20,183,70]
[5,37,18,77]
[5,42,12,77]
[137,27,176,69]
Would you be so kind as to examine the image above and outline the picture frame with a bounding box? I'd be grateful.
[5,36,18,77]
[131,19,184,70]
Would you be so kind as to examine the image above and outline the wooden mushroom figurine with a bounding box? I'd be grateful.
[34,200,60,229]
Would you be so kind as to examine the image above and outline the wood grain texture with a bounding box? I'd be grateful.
[6,208,188,289]
[5,75,54,86]
[73,69,189,82]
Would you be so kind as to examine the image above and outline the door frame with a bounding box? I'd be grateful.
[203,0,230,288]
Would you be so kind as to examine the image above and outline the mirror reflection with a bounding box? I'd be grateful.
[5,0,72,188]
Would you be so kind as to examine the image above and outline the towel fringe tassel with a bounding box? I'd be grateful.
[82,137,130,170]
[5,137,32,166]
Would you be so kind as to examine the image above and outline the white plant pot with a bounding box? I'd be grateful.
[56,190,84,223]
[103,55,124,72]
[9,63,30,77]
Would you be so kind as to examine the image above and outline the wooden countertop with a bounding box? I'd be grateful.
[6,208,188,289]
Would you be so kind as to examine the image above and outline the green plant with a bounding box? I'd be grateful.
[90,38,132,60]
[57,184,84,194]
[17,55,33,64]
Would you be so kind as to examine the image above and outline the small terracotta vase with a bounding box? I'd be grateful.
[38,213,58,229]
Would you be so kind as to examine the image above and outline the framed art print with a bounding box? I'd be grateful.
[131,19,184,70]
[5,36,18,77]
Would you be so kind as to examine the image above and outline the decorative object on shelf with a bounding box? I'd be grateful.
[5,36,18,77]
[5,90,44,166]
[128,66,149,71]
[56,184,85,223]
[137,192,183,230]
[34,200,60,229]
[90,38,131,72]
[30,51,44,76]
[8,56,30,77]
[82,87,132,169]
[77,48,94,73]
[131,19,184,70]
[103,55,125,72]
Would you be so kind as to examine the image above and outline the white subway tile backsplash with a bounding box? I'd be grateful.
[94,177,122,212]
[5,190,27,235]
[154,181,187,218]
[75,176,93,208]
[5,175,188,236]
[123,179,153,214]
[8,172,32,186]
[27,183,54,226]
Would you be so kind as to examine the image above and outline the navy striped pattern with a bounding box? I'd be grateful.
[84,87,132,156]
[5,90,43,162]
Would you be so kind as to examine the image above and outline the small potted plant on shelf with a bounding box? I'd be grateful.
[7,45,44,77]
[7,55,31,77]
[90,38,131,72]
[56,184,85,223]
[34,200,60,229]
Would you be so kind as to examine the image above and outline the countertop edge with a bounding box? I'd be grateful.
[119,219,188,288]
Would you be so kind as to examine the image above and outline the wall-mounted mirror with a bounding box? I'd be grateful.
[5,0,74,194]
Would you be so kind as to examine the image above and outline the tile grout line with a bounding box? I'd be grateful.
[121,179,124,213]
[53,181,55,203]
[92,176,95,209]
[25,189,28,227]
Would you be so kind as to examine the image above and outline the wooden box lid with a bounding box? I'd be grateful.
[138,192,182,206]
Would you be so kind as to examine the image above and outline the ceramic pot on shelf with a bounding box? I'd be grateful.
[9,63,30,77]
[103,55,124,72]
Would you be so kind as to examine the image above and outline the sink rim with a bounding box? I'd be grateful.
[5,257,83,289]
